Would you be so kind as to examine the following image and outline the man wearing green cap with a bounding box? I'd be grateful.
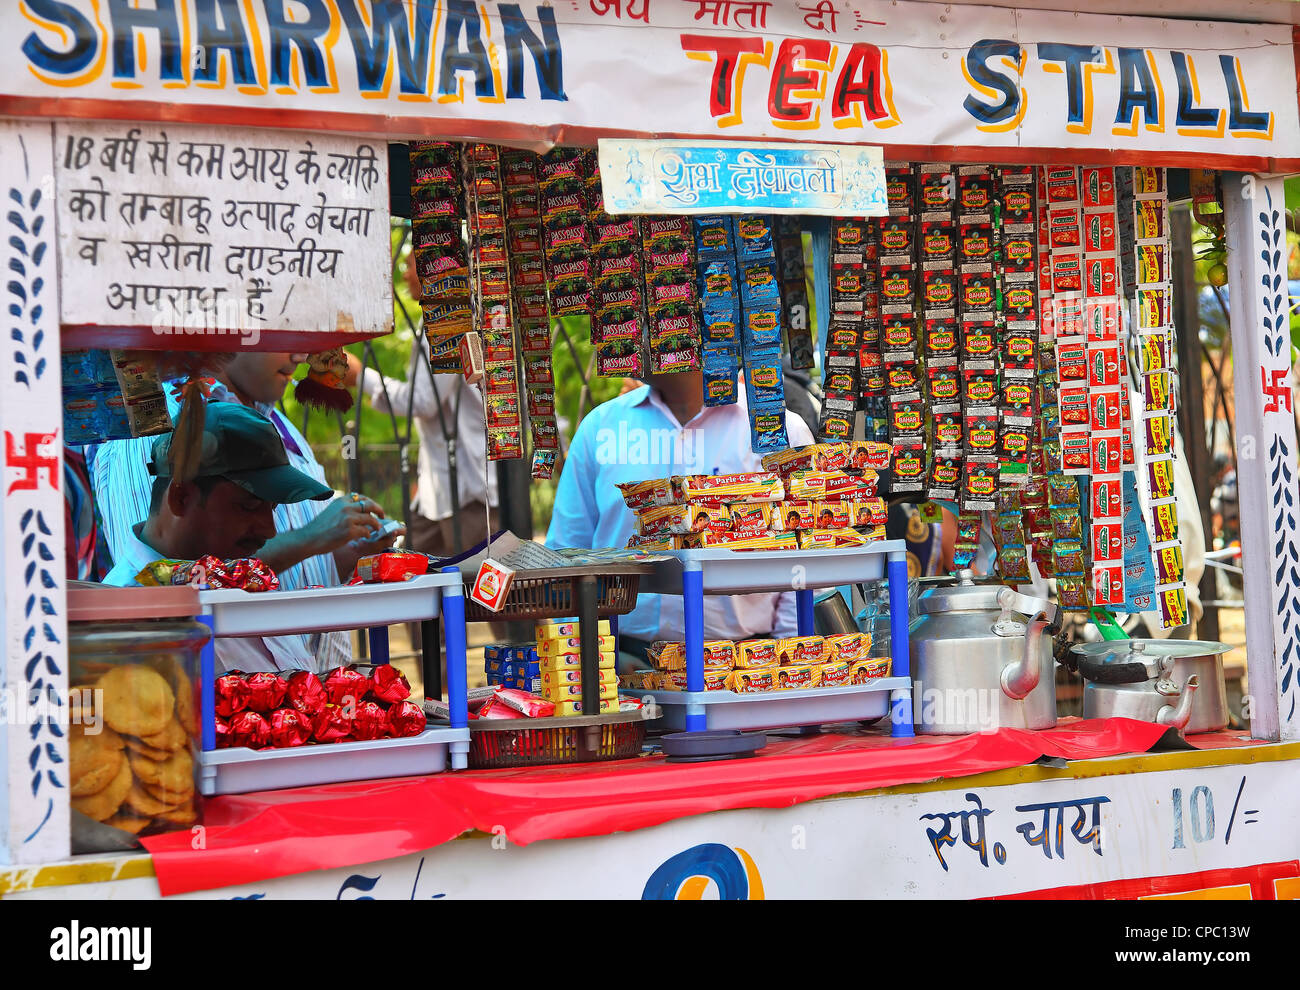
[103,404,335,673]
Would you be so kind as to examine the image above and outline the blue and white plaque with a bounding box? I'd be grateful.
[597,139,886,217]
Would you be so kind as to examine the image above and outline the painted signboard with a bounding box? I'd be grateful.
[598,139,886,215]
[6,755,1299,899]
[53,121,392,351]
[0,3,1297,169]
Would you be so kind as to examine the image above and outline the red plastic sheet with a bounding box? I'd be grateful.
[144,718,1173,896]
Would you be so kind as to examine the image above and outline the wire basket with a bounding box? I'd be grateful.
[462,572,641,623]
[468,708,656,768]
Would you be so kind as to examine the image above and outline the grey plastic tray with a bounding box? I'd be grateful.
[635,677,908,732]
[198,726,470,795]
[199,572,459,637]
[638,542,905,596]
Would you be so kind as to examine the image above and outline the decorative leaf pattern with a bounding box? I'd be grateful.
[6,181,48,388]
[18,508,63,838]
[1257,188,1300,726]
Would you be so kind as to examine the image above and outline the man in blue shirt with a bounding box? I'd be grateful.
[546,370,814,663]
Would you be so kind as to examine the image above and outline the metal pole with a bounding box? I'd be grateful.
[578,575,600,716]
[887,551,914,738]
[1171,207,1219,642]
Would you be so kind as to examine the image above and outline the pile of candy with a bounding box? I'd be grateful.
[623,440,892,551]
[212,665,426,749]
[137,555,278,592]
[620,632,890,693]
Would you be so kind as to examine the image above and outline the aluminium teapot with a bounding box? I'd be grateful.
[909,571,1059,734]
[1071,641,1203,729]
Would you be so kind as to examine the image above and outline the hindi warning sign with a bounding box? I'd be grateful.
[54,122,392,350]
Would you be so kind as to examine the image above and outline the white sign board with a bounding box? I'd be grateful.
[54,122,392,351]
[1,3,1298,169]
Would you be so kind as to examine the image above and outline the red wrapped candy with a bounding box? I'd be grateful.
[312,704,353,743]
[214,715,232,749]
[387,700,427,738]
[244,671,287,712]
[351,700,388,741]
[214,673,250,718]
[228,557,278,593]
[285,670,327,715]
[368,664,411,705]
[268,708,313,748]
[193,555,279,592]
[323,666,369,707]
[229,710,271,749]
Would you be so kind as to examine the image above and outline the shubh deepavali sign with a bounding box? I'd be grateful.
[598,140,885,216]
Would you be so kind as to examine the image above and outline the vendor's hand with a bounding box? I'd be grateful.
[303,493,384,556]
[333,522,406,581]
[343,351,362,390]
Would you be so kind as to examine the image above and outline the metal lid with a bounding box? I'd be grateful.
[917,570,1008,614]
[67,581,202,622]
[1070,639,1232,663]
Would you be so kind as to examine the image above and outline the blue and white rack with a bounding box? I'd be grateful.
[195,568,470,795]
[633,542,915,735]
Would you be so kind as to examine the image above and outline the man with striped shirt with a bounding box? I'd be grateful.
[90,352,401,672]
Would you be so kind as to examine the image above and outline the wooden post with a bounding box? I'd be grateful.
[1223,173,1300,741]
[0,119,69,863]
[1170,207,1219,642]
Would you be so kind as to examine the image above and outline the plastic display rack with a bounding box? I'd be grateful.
[195,566,471,794]
[633,543,915,736]
[461,560,656,719]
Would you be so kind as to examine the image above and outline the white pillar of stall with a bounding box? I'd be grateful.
[0,118,69,863]
[1224,173,1300,742]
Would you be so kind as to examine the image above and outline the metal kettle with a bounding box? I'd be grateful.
[909,571,1060,734]
[1072,641,1200,729]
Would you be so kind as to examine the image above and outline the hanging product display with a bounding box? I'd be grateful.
[408,141,471,374]
[776,218,814,369]
[1074,166,1126,607]
[395,145,1192,625]
[465,144,525,463]
[502,149,559,480]
[1130,167,1187,628]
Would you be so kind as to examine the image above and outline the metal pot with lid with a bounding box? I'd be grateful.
[1071,640,1230,732]
[909,570,1060,734]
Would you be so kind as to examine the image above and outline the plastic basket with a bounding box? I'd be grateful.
[462,572,641,623]
[467,708,655,768]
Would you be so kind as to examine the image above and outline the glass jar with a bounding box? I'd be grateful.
[67,585,210,853]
